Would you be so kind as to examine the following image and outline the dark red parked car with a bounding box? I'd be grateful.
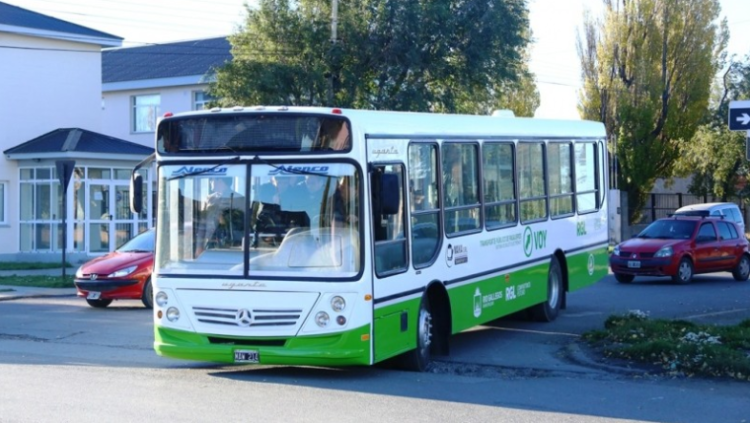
[74,228,154,308]
[609,216,750,284]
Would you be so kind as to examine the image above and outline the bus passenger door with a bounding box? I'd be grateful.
[369,163,412,363]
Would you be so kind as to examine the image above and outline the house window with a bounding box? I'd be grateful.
[0,181,7,225]
[132,94,160,133]
[193,91,216,110]
[19,168,63,252]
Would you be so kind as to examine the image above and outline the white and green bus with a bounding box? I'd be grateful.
[130,106,609,371]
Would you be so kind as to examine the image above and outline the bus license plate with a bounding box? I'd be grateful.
[234,350,259,363]
[87,291,101,300]
[627,261,641,269]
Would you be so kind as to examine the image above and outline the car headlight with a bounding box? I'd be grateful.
[612,245,620,256]
[654,246,673,258]
[75,266,84,278]
[109,265,137,278]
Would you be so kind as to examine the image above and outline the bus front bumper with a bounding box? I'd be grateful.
[154,325,372,367]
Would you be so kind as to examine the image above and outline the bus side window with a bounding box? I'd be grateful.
[372,164,407,276]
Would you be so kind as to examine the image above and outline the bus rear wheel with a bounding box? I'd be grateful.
[531,256,563,322]
[400,296,433,372]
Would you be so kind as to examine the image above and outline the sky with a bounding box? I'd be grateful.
[7,0,750,120]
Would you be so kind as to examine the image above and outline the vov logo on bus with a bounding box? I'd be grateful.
[523,226,547,257]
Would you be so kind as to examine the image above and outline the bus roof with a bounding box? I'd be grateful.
[163,106,607,139]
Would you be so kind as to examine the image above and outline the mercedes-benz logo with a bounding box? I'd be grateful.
[235,309,252,327]
[90,274,98,281]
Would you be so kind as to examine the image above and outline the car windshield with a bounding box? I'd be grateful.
[116,230,154,252]
[638,220,696,240]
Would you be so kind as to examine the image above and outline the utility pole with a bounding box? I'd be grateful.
[327,0,339,106]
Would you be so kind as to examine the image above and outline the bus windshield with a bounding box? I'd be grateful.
[156,162,361,279]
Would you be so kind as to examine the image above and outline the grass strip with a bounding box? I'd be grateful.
[584,311,750,381]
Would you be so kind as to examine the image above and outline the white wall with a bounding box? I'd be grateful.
[102,83,210,147]
[0,33,105,256]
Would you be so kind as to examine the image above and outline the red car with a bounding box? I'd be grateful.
[609,216,750,284]
[74,229,154,308]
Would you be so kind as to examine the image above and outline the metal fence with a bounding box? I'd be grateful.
[639,193,747,224]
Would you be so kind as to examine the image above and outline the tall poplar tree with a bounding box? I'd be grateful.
[578,0,728,223]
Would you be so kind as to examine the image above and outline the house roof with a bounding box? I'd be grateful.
[3,128,154,159]
[103,37,232,83]
[0,1,122,44]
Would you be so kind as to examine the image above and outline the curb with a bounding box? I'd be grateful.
[563,341,664,377]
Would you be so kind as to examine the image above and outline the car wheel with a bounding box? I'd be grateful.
[85,298,113,308]
[532,256,564,322]
[141,278,154,309]
[672,257,693,284]
[614,273,635,284]
[399,296,433,372]
[732,254,750,281]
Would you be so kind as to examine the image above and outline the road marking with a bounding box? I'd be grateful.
[488,326,581,338]
[683,308,749,320]
[563,311,603,317]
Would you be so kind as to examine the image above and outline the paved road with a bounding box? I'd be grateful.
[1,272,748,422]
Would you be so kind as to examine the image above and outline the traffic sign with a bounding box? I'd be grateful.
[729,100,750,130]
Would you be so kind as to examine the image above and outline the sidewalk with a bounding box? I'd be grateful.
[0,268,77,301]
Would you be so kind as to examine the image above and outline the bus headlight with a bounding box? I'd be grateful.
[166,307,180,322]
[331,296,346,312]
[155,291,169,307]
[315,311,330,327]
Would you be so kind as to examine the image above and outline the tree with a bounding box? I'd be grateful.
[674,57,750,200]
[578,0,728,223]
[209,0,537,115]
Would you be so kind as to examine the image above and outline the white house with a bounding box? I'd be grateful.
[0,2,151,263]
[101,37,232,145]
[1,2,234,263]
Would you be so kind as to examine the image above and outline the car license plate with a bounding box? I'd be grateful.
[627,261,641,269]
[234,350,259,363]
[86,291,101,300]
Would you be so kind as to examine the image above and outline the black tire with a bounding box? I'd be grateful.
[614,273,635,284]
[400,296,433,372]
[672,257,694,284]
[531,256,563,322]
[732,254,750,281]
[86,298,113,308]
[141,278,153,309]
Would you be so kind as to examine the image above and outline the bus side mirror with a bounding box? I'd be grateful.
[380,173,400,215]
[130,174,143,214]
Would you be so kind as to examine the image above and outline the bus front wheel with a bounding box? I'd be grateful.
[531,256,563,322]
[400,296,433,372]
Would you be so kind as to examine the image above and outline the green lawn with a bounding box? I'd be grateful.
[0,275,75,288]
[0,262,73,271]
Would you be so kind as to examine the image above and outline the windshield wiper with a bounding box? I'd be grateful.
[168,156,241,181]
